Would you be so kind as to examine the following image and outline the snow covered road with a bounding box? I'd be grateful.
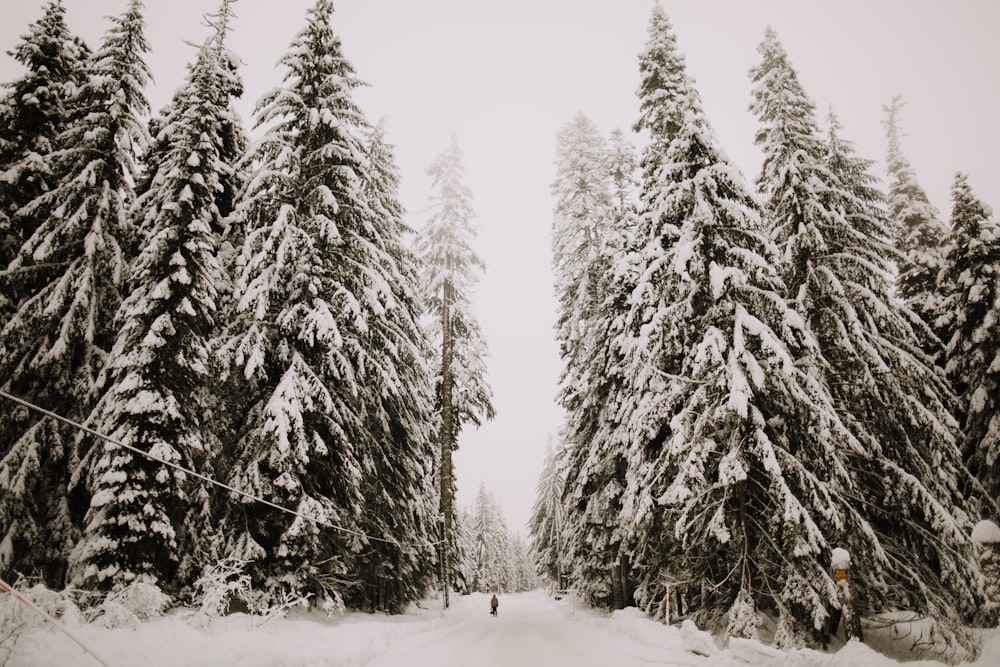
[364,591,713,667]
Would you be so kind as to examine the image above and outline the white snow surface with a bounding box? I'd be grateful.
[8,590,1000,667]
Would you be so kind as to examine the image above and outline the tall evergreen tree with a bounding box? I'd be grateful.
[67,0,244,592]
[550,111,637,609]
[615,11,860,645]
[0,0,89,274]
[0,0,150,589]
[414,136,495,607]
[0,0,88,585]
[611,4,693,455]
[630,3,690,260]
[751,28,984,650]
[345,121,438,613]
[416,138,495,434]
[552,113,614,427]
[220,0,435,611]
[633,4,689,144]
[882,96,950,354]
[558,4,689,612]
[937,174,1000,506]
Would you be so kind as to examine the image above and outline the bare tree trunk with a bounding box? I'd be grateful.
[620,552,633,607]
[439,278,455,609]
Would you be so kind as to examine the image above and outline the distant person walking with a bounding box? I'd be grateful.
[490,594,499,617]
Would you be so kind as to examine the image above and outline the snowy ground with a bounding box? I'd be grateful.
[6,590,1000,667]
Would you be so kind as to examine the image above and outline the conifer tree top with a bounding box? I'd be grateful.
[634,3,696,142]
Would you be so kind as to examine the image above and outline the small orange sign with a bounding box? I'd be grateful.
[834,569,848,580]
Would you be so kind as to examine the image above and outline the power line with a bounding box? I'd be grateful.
[0,390,441,550]
[1,577,109,666]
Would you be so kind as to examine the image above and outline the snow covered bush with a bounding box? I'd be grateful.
[190,559,333,626]
[726,588,759,642]
[254,582,313,624]
[192,557,254,620]
[320,591,345,619]
[91,581,171,629]
[863,612,980,665]
[772,610,806,651]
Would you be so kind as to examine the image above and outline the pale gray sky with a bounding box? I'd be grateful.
[2,0,998,537]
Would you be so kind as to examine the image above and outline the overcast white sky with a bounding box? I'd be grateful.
[2,0,998,537]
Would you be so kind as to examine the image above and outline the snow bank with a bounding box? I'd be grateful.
[8,602,455,667]
[974,632,1000,667]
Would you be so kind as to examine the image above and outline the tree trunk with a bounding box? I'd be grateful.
[837,573,863,642]
[620,552,634,607]
[439,278,455,609]
[611,560,623,610]
[610,551,633,610]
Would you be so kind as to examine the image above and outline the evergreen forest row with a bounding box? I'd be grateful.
[530,4,999,659]
[0,0,529,618]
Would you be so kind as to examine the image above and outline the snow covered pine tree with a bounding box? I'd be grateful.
[69,0,245,593]
[529,438,568,592]
[0,0,150,590]
[0,0,88,275]
[414,136,495,608]
[550,112,639,611]
[219,0,436,613]
[617,8,869,647]
[882,96,950,357]
[751,26,985,652]
[0,0,90,588]
[936,174,1000,509]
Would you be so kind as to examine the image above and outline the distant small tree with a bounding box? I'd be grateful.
[467,485,536,594]
[452,508,475,595]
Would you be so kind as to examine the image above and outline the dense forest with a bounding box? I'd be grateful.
[531,3,999,659]
[0,0,539,620]
[1,0,998,661]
